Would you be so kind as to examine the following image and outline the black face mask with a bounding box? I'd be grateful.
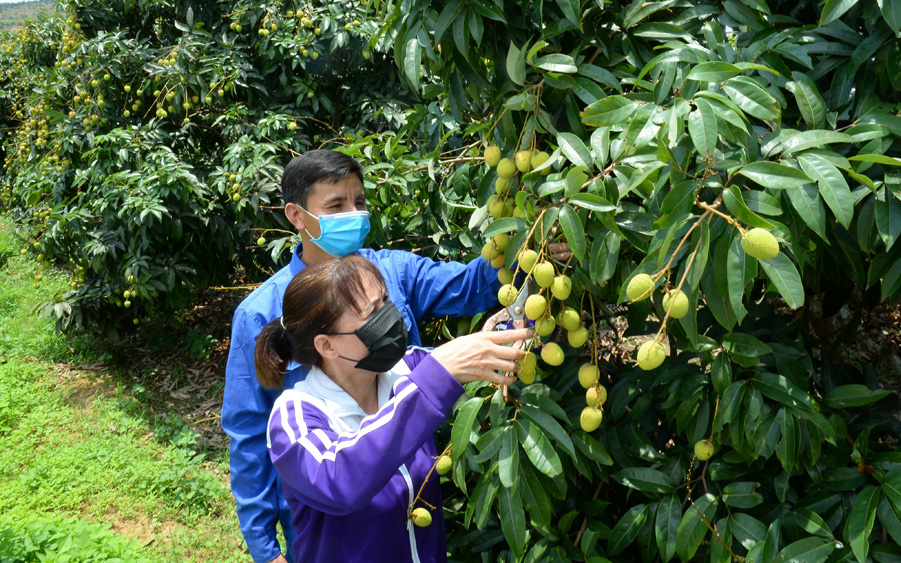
[332,300,408,372]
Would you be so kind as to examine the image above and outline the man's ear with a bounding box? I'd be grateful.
[285,203,307,232]
[314,334,340,360]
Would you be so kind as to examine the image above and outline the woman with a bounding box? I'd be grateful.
[256,254,529,562]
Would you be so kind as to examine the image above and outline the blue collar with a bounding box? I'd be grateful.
[289,244,306,277]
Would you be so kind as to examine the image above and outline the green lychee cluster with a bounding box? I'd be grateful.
[488,245,586,382]
[578,363,607,432]
[483,145,551,177]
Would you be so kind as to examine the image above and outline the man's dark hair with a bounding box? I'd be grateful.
[281,150,365,207]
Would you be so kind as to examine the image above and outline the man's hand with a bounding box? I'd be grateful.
[265,554,289,563]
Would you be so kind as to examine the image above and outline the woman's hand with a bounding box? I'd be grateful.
[430,328,532,386]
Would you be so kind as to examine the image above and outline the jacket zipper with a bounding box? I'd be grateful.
[399,464,421,563]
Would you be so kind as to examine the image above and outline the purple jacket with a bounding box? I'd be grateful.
[267,348,464,562]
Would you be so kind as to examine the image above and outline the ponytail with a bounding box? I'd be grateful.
[255,254,388,388]
[255,319,295,389]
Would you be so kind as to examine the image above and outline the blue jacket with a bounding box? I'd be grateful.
[268,348,459,562]
[221,246,499,562]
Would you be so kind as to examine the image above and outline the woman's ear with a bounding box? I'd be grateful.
[285,203,307,233]
[314,334,340,360]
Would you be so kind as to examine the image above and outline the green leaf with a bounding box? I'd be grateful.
[752,372,814,410]
[609,504,649,555]
[784,183,827,239]
[655,495,680,563]
[686,62,741,82]
[738,161,812,189]
[498,485,528,557]
[723,186,776,229]
[781,130,853,155]
[498,426,519,488]
[772,537,836,563]
[519,463,553,528]
[434,0,465,43]
[722,333,773,357]
[848,153,901,166]
[884,472,901,508]
[555,0,582,26]
[569,193,616,213]
[879,0,901,34]
[687,98,718,155]
[723,76,780,122]
[727,233,751,323]
[729,512,767,549]
[559,203,587,265]
[515,419,563,477]
[534,53,578,74]
[525,41,548,63]
[759,253,805,309]
[471,478,499,529]
[785,72,826,129]
[849,486,880,563]
[623,161,667,201]
[791,508,834,539]
[519,405,576,458]
[877,494,901,545]
[403,37,421,91]
[506,41,526,86]
[797,153,854,228]
[571,430,614,466]
[581,96,640,128]
[881,256,901,299]
[711,353,733,395]
[451,396,483,462]
[775,408,799,472]
[876,187,901,251]
[676,494,718,561]
[820,0,858,25]
[558,132,593,169]
[483,217,527,238]
[822,384,891,408]
[712,380,748,433]
[612,467,676,494]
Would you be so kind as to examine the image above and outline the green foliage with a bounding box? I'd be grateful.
[0,517,149,563]
[381,0,901,560]
[0,0,413,335]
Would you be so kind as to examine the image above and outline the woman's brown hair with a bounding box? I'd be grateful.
[255,254,386,389]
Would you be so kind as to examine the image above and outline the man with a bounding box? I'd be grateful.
[222,150,565,563]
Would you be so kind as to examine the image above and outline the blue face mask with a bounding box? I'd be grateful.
[299,206,371,257]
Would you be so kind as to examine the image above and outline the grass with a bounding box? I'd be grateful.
[0,218,253,562]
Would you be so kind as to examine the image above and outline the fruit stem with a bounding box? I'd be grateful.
[655,208,710,285]
[509,207,548,284]
[654,231,704,342]
[409,444,452,514]
[697,200,743,233]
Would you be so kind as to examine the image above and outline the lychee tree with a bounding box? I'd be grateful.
[0,0,416,334]
[381,0,901,561]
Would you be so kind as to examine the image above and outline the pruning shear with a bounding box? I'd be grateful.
[483,279,533,399]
